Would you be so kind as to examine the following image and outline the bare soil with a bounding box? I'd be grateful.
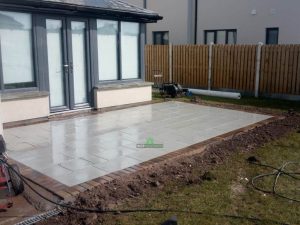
[40,109,300,225]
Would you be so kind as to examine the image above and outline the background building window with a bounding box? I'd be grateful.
[266,28,279,45]
[153,31,169,45]
[97,20,118,81]
[205,31,215,45]
[204,29,237,44]
[0,11,35,89]
[121,22,139,79]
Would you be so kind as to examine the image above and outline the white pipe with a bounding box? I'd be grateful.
[189,89,241,100]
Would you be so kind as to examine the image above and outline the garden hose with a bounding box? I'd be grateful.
[0,158,292,225]
[249,161,300,203]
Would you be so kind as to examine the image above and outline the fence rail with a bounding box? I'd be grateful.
[145,44,300,98]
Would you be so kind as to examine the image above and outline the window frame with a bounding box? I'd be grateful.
[153,31,169,45]
[0,10,39,93]
[204,29,237,45]
[266,27,279,45]
[96,19,142,82]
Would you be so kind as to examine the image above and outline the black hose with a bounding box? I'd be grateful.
[250,161,300,203]
[0,159,290,225]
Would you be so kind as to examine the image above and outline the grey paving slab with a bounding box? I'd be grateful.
[53,166,108,187]
[5,101,271,187]
[59,158,93,171]
[93,156,140,174]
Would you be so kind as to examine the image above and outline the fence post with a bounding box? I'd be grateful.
[169,43,173,83]
[255,42,263,98]
[208,42,214,90]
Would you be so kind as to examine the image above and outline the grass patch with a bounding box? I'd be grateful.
[198,96,300,112]
[152,92,300,112]
[104,132,300,225]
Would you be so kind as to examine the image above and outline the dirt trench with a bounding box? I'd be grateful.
[39,111,300,225]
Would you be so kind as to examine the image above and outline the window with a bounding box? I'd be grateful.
[204,29,237,44]
[121,22,139,79]
[97,20,140,81]
[153,31,169,45]
[205,31,215,45]
[266,28,279,45]
[0,11,35,89]
[97,20,118,81]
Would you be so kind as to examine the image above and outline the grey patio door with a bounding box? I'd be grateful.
[45,17,90,112]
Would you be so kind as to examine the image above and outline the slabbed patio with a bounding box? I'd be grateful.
[5,102,270,187]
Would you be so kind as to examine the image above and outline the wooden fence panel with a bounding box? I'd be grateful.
[211,45,257,92]
[171,45,209,88]
[145,45,169,83]
[145,44,300,97]
[260,45,300,95]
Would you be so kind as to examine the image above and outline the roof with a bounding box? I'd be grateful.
[0,0,163,22]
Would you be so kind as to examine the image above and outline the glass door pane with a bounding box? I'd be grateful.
[46,19,66,108]
[97,20,118,81]
[121,22,139,79]
[71,21,88,105]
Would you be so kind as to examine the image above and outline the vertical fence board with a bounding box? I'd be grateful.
[259,46,265,93]
[297,46,300,95]
[292,46,299,94]
[287,45,294,94]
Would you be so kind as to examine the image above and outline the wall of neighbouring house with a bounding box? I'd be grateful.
[126,0,300,45]
[146,0,193,44]
[125,0,194,45]
[197,0,300,44]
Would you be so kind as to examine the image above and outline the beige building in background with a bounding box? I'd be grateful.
[126,0,300,45]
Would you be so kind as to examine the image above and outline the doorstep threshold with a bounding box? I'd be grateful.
[49,107,93,119]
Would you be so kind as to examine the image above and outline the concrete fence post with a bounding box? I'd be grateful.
[208,42,214,90]
[169,43,173,83]
[255,42,264,98]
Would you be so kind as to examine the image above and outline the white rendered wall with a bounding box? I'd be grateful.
[95,86,152,109]
[1,97,50,123]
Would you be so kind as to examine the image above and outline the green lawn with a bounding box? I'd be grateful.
[153,92,300,112]
[103,132,300,225]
